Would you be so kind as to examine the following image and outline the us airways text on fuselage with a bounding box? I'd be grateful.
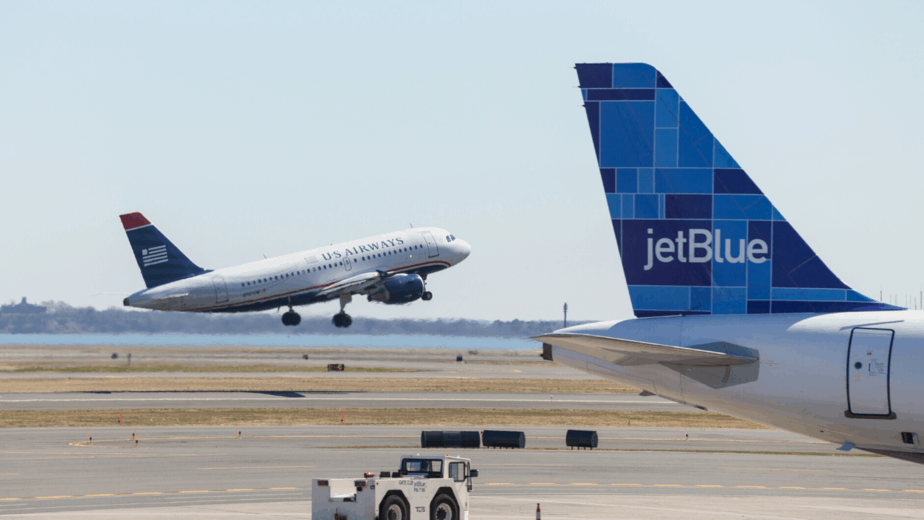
[321,238,406,261]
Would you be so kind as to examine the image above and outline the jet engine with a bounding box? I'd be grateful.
[366,274,425,304]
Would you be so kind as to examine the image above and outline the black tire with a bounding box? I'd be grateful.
[430,493,458,520]
[342,314,352,328]
[331,314,342,328]
[422,291,433,301]
[281,313,291,326]
[291,313,301,326]
[381,494,408,520]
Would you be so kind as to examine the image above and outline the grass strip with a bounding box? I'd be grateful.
[0,408,764,428]
[5,363,417,374]
[0,377,637,394]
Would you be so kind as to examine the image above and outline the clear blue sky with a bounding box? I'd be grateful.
[2,1,923,321]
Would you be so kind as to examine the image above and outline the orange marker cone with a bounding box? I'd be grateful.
[536,503,541,520]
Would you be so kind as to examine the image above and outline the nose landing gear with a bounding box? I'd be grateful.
[421,291,433,301]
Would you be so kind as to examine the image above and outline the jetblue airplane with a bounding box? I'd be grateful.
[120,213,471,327]
[536,63,924,464]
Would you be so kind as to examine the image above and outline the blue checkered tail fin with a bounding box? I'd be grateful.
[119,212,208,289]
[575,63,897,317]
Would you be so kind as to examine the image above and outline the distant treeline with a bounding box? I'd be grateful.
[0,302,573,338]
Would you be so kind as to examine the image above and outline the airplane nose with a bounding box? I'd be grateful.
[456,239,471,258]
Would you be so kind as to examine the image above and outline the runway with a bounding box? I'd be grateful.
[0,391,689,411]
[0,426,921,519]
[0,345,593,380]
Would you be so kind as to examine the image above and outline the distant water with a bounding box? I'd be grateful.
[0,333,538,350]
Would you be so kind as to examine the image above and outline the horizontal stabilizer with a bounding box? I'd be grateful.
[533,333,757,367]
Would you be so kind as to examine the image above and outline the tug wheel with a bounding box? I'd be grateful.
[430,494,458,520]
[381,495,408,520]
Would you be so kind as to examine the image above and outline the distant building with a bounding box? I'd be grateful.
[0,297,47,314]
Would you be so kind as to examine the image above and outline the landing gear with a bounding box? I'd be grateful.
[332,311,352,328]
[282,310,301,326]
[332,293,353,328]
[422,291,433,301]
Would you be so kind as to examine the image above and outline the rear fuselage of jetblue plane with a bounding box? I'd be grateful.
[535,63,924,464]
[120,212,471,328]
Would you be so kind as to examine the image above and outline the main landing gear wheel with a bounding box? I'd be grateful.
[422,291,433,301]
[282,311,301,326]
[332,312,352,328]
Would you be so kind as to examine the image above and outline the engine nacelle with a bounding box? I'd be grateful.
[366,274,425,304]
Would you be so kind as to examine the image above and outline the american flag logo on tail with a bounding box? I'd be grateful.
[142,245,168,267]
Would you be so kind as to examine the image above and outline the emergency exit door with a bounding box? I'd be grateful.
[847,328,894,417]
[213,276,229,304]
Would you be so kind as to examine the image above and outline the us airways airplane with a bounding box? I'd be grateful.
[535,63,924,464]
[119,213,471,327]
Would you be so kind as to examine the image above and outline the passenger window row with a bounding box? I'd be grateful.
[239,244,422,287]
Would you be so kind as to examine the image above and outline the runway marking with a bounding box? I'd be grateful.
[0,473,18,476]
[70,435,419,447]
[198,465,315,470]
[479,464,568,467]
[2,483,922,504]
[723,467,829,471]
[0,397,667,404]
[597,438,828,445]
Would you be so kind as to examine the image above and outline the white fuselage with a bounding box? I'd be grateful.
[543,311,924,458]
[125,227,470,313]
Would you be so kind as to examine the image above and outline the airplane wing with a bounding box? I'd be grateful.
[315,271,386,298]
[533,333,758,367]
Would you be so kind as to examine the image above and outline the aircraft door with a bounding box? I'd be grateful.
[344,257,352,271]
[421,231,439,258]
[212,276,229,304]
[847,328,894,417]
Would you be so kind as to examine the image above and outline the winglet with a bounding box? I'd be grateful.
[120,212,151,231]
